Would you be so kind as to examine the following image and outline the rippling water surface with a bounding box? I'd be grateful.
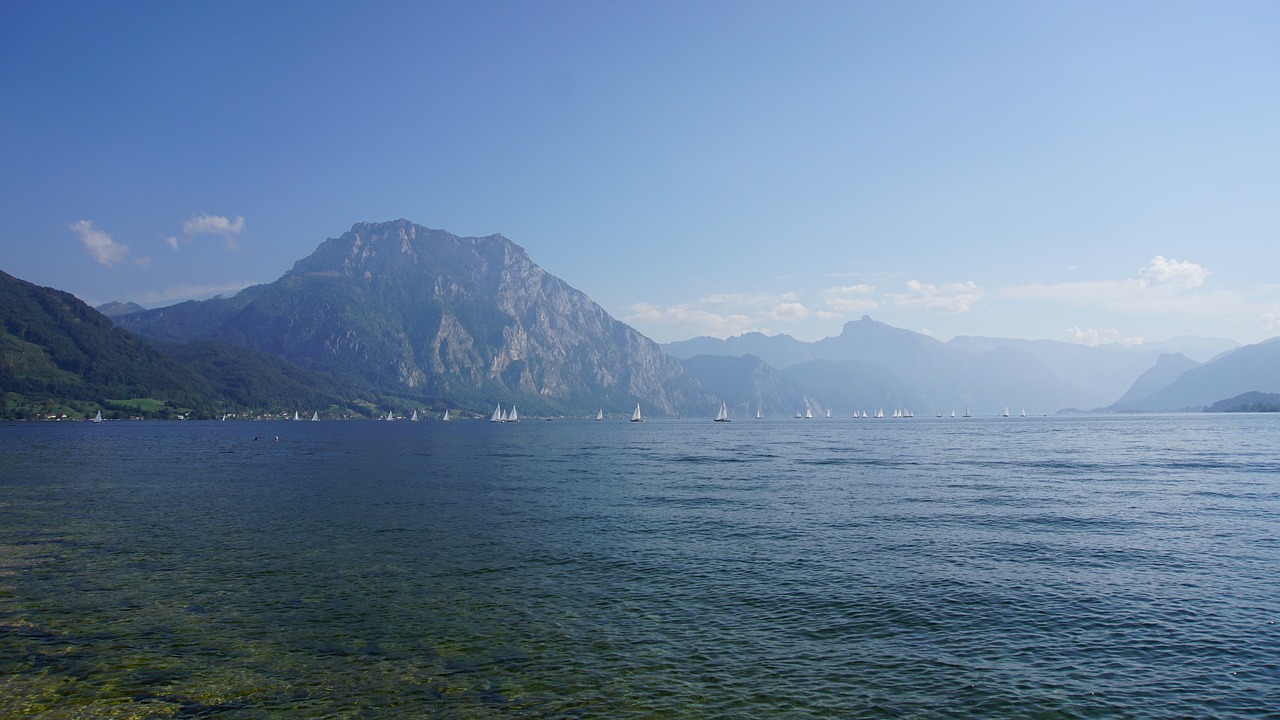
[2,415,1278,718]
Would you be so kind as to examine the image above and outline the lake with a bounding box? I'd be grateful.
[2,414,1278,718]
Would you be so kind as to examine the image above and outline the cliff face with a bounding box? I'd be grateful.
[119,220,710,415]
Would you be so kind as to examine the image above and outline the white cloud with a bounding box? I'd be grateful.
[1065,327,1145,347]
[823,283,879,313]
[770,301,810,321]
[184,214,245,236]
[70,220,128,267]
[625,302,758,338]
[1139,255,1208,288]
[1001,256,1222,316]
[888,280,981,313]
[166,213,246,250]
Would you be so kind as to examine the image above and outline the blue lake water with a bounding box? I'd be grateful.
[2,414,1278,718]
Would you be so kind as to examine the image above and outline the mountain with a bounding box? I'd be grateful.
[665,332,816,370]
[665,317,1242,413]
[1205,391,1280,413]
[666,316,1078,414]
[0,269,214,418]
[117,220,711,416]
[1107,353,1201,411]
[153,340,367,415]
[677,354,810,418]
[1105,338,1280,412]
[0,269,378,419]
[96,300,147,317]
[946,336,1236,411]
[781,358,929,416]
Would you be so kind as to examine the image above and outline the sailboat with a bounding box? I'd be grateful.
[963,407,971,418]
[714,401,731,422]
[410,409,418,421]
[805,407,813,419]
[875,409,884,419]
[951,410,956,418]
[442,409,451,421]
[294,411,301,421]
[826,408,833,419]
[596,409,604,421]
[386,410,395,421]
[311,411,319,422]
[1002,406,1010,418]
[630,403,643,422]
[91,410,103,423]
[756,406,762,420]
[491,404,503,422]
[508,405,519,423]
[794,410,802,418]
[1020,408,1027,418]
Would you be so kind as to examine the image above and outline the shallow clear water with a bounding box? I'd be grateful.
[2,415,1278,718]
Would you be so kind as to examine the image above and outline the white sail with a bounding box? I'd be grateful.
[1003,406,1010,417]
[826,408,832,419]
[442,409,451,421]
[805,407,813,419]
[92,410,103,423]
[411,410,418,421]
[1021,408,1027,418]
[294,411,300,421]
[386,410,395,421]
[794,410,802,418]
[311,411,319,422]
[951,410,956,418]
[714,401,730,422]
[491,404,503,422]
[631,403,643,422]
[508,405,519,423]
[596,409,604,421]
[757,406,762,419]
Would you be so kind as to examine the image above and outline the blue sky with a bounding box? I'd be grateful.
[3,1,1278,345]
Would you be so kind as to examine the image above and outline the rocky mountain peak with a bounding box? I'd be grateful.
[118,220,710,415]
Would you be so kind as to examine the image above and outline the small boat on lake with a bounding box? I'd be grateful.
[631,403,643,422]
[714,401,731,422]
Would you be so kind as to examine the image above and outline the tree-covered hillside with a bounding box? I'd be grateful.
[1,270,379,419]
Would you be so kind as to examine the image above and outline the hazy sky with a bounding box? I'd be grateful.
[3,1,1277,346]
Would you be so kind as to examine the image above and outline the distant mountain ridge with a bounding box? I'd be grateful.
[117,220,711,416]
[96,300,147,317]
[1104,339,1280,411]
[664,317,1247,414]
[9,218,1272,419]
[668,316,1081,414]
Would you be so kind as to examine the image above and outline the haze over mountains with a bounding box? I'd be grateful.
[664,319,1242,415]
[3,219,1277,419]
